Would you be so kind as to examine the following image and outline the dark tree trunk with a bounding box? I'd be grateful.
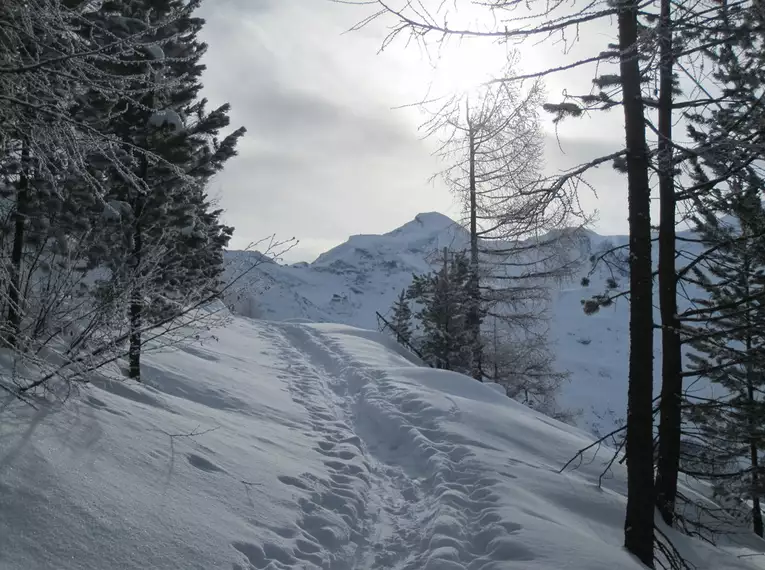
[619,0,655,565]
[655,0,682,528]
[745,311,763,537]
[467,115,483,382]
[748,377,763,537]
[753,495,763,539]
[128,153,148,381]
[128,209,142,380]
[7,143,30,349]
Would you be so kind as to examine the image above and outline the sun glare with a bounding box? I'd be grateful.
[426,38,512,100]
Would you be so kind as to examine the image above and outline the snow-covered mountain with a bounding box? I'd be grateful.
[225,212,467,327]
[224,212,663,435]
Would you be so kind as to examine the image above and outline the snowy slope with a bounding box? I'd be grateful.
[1,316,763,570]
[224,214,706,435]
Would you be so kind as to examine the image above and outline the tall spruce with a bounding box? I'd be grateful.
[0,0,163,353]
[686,189,765,537]
[75,0,244,380]
[677,0,765,536]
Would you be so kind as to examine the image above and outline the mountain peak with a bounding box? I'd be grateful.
[414,211,457,227]
[386,212,460,238]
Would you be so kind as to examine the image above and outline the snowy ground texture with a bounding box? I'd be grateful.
[2,317,764,569]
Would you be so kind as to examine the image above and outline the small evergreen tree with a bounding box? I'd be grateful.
[407,250,472,373]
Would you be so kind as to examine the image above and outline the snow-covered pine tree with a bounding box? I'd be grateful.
[0,0,147,350]
[678,6,765,535]
[74,0,245,380]
[389,289,413,344]
[407,250,472,373]
[685,188,765,537]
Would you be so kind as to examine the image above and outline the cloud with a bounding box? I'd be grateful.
[197,0,627,262]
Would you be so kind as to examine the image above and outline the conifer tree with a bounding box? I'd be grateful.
[685,188,765,537]
[407,250,473,373]
[676,1,765,535]
[75,0,245,380]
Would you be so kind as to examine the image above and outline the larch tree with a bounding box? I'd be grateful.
[422,63,582,386]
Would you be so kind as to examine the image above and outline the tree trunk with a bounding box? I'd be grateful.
[467,112,483,382]
[748,376,763,537]
[744,301,763,537]
[128,152,148,381]
[655,0,682,528]
[128,210,142,380]
[7,143,30,349]
[619,0,655,565]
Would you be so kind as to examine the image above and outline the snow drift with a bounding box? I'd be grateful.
[1,316,762,569]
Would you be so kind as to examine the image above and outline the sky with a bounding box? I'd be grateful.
[198,0,630,262]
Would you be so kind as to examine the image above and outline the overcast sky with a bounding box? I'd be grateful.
[198,0,630,262]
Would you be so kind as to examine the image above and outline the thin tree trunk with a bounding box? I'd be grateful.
[747,368,763,537]
[441,247,451,371]
[7,143,30,348]
[743,268,763,537]
[128,209,142,380]
[655,0,682,528]
[493,318,499,380]
[619,0,656,564]
[467,110,483,382]
[128,152,148,381]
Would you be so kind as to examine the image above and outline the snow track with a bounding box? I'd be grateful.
[4,317,762,570]
[264,322,530,570]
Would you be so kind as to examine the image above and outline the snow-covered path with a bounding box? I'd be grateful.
[267,322,531,570]
[1,317,764,570]
[263,323,419,569]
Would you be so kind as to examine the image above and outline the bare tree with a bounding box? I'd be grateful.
[422,61,585,387]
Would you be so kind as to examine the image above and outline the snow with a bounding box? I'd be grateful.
[102,199,131,221]
[224,213,708,435]
[144,44,165,60]
[2,316,763,569]
[148,109,184,131]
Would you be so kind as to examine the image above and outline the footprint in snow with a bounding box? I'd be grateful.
[277,475,311,491]
[187,453,225,473]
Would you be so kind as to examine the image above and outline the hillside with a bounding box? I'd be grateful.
[224,213,696,435]
[2,316,763,570]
